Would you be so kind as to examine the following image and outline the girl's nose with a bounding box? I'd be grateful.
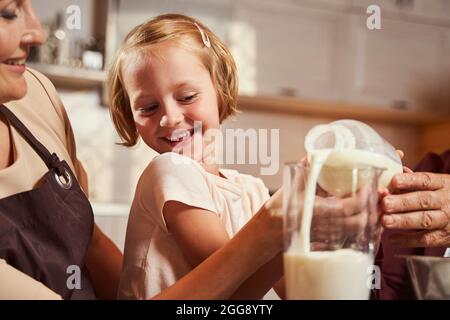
[160,103,184,128]
[22,2,45,46]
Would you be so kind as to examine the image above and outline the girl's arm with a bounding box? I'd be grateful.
[85,224,123,300]
[227,188,285,299]
[229,253,283,299]
[163,201,230,267]
[153,200,283,300]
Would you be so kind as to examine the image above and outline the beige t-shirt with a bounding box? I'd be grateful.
[0,68,87,300]
[118,152,271,299]
[0,259,61,300]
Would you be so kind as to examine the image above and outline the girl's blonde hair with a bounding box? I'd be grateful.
[108,13,238,147]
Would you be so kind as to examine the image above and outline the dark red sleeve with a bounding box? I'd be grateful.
[373,149,450,300]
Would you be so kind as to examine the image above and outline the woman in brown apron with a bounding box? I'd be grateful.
[0,104,97,299]
[0,0,123,299]
[0,105,95,299]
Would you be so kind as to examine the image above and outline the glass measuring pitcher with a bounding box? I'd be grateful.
[282,162,384,300]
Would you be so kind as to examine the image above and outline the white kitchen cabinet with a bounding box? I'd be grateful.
[344,14,449,112]
[230,0,350,101]
[282,0,351,10]
[350,0,450,23]
[231,0,450,112]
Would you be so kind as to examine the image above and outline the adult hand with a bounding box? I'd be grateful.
[381,172,450,247]
[311,186,373,244]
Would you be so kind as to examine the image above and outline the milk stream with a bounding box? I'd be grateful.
[297,149,331,255]
[285,148,402,299]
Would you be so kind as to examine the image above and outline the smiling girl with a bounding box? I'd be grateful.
[109,14,284,299]
[0,0,123,300]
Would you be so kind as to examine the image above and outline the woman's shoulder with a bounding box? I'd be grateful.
[4,68,68,142]
[25,68,55,91]
[24,68,65,121]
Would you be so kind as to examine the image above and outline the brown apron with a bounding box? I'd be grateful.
[0,104,97,299]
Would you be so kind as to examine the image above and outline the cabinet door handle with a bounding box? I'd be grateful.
[391,100,410,110]
[395,0,414,9]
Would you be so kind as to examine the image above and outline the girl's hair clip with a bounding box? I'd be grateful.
[194,23,211,48]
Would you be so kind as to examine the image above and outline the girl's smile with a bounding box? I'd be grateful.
[160,126,195,149]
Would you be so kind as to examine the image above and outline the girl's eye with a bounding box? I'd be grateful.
[0,2,19,21]
[0,9,18,20]
[179,93,198,103]
[138,105,158,115]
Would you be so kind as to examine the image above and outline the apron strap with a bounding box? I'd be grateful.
[0,104,63,172]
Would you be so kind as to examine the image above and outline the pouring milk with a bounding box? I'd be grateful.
[284,120,403,300]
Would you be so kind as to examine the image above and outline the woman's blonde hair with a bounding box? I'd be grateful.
[108,13,238,147]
